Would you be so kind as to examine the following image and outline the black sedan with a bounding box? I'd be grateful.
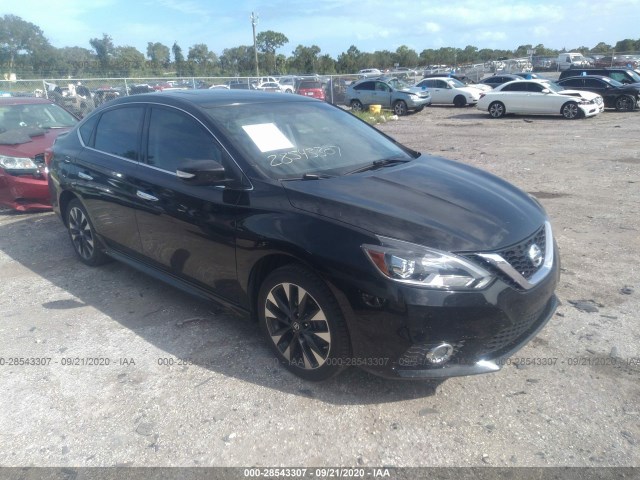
[556,75,639,111]
[47,90,559,381]
[478,74,524,88]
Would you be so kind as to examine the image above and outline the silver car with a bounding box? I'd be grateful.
[345,78,431,115]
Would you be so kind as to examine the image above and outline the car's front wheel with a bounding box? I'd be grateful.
[453,95,467,107]
[258,265,351,381]
[615,94,636,111]
[488,101,506,118]
[393,100,408,116]
[66,199,109,266]
[561,101,581,119]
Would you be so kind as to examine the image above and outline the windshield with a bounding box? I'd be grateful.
[0,102,77,132]
[386,78,410,89]
[627,70,640,82]
[449,79,466,88]
[603,77,624,87]
[207,100,415,180]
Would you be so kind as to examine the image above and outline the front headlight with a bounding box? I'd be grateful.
[362,236,494,290]
[0,155,38,172]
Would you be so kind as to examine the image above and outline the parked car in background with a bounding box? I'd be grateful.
[594,56,639,69]
[47,83,95,118]
[421,73,491,92]
[556,75,639,111]
[296,80,326,101]
[556,52,591,70]
[512,72,552,82]
[358,68,382,77]
[558,68,640,86]
[477,80,604,119]
[0,97,78,211]
[254,82,285,93]
[93,87,120,107]
[478,74,525,89]
[228,82,255,90]
[345,77,431,115]
[414,77,481,107]
[47,90,559,381]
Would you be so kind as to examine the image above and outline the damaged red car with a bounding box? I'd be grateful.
[0,97,78,211]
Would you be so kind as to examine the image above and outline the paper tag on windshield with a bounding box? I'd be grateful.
[242,123,295,152]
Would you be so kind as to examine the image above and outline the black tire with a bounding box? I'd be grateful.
[453,95,467,107]
[561,101,581,119]
[66,199,109,266]
[393,100,408,116]
[258,265,351,381]
[615,94,635,112]
[488,101,506,118]
[350,99,363,112]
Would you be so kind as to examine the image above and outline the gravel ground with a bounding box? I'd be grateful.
[0,100,638,469]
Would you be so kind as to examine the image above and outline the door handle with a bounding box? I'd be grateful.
[78,171,93,181]
[136,190,159,202]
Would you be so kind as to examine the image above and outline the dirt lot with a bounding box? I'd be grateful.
[0,101,639,469]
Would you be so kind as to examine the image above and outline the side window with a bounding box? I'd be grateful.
[78,114,99,146]
[355,82,374,91]
[147,107,222,174]
[584,79,602,88]
[94,106,144,160]
[526,83,545,92]
[425,80,436,88]
[375,82,388,92]
[608,72,627,83]
[502,83,526,92]
[436,80,448,88]
[560,79,581,88]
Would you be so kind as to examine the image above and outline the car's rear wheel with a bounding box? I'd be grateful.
[615,94,635,111]
[350,99,363,112]
[488,101,505,118]
[393,100,408,116]
[561,101,581,119]
[258,265,351,381]
[453,95,467,107]
[66,199,109,266]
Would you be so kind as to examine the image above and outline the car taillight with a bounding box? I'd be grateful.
[44,148,53,166]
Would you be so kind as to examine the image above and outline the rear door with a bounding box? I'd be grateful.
[72,105,146,255]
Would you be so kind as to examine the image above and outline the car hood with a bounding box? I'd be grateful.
[0,127,71,157]
[282,156,546,252]
[400,86,431,97]
[557,89,601,100]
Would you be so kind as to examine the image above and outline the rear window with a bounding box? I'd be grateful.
[299,82,322,89]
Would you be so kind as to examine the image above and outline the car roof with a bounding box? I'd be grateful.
[558,75,610,81]
[99,89,318,109]
[0,97,55,106]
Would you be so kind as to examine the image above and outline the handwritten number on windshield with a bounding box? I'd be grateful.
[268,145,341,167]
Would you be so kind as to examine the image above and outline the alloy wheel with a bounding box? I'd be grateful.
[264,282,331,370]
[68,206,95,260]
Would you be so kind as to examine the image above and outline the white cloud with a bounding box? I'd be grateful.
[424,22,441,33]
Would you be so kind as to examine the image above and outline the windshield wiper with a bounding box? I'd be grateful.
[344,157,411,175]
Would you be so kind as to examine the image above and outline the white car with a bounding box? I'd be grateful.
[254,82,285,93]
[476,80,604,119]
[414,77,482,107]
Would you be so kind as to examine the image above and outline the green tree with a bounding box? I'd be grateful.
[187,43,218,75]
[147,42,170,74]
[256,30,288,73]
[89,34,115,75]
[614,38,639,53]
[591,42,612,54]
[0,14,51,75]
[336,45,362,73]
[113,46,145,76]
[172,42,185,76]
[219,45,254,75]
[393,45,419,68]
[289,44,321,73]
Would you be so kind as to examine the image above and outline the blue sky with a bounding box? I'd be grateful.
[4,0,639,58]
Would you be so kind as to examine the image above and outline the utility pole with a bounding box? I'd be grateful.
[251,12,259,77]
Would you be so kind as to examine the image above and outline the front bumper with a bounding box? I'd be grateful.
[405,96,432,108]
[335,243,560,379]
[0,170,51,211]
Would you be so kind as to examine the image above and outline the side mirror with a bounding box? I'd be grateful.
[176,159,228,186]
[541,88,551,94]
